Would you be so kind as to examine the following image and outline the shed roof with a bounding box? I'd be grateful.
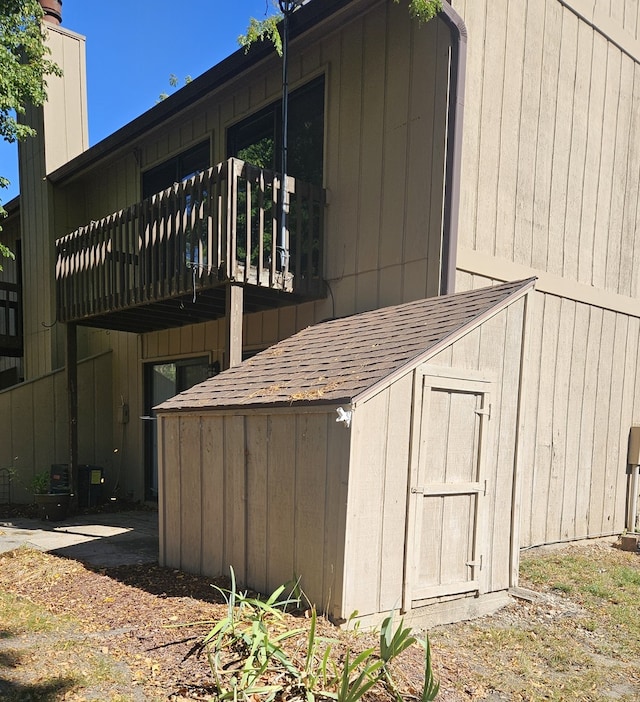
[156,278,535,413]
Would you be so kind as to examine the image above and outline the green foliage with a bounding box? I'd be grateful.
[157,73,193,102]
[0,0,62,248]
[379,613,416,665]
[394,0,443,24]
[420,636,440,701]
[238,15,283,56]
[181,569,440,701]
[239,0,443,57]
[31,469,50,494]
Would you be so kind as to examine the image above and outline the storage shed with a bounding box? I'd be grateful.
[156,278,535,627]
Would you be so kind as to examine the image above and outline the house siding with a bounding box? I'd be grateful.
[43,0,452,500]
[0,351,112,501]
[158,409,350,621]
[454,0,640,299]
[451,0,640,547]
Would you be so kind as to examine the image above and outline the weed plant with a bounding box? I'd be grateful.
[179,567,439,701]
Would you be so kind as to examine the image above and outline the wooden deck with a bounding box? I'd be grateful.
[55,158,324,331]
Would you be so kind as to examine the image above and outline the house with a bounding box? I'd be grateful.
[0,0,639,623]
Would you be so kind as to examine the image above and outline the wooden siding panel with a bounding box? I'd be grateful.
[266,414,296,593]
[405,17,439,266]
[561,302,589,540]
[531,1,562,272]
[547,10,578,278]
[546,299,575,542]
[32,377,55,474]
[179,416,202,574]
[335,19,363,281]
[575,306,603,538]
[342,390,389,617]
[476,304,507,593]
[577,29,606,286]
[223,415,246,582]
[605,56,634,295]
[160,415,181,568]
[475,0,508,257]
[245,415,269,594]
[531,295,561,546]
[592,45,621,290]
[625,66,640,300]
[495,0,526,262]
[589,310,616,534]
[378,374,413,612]
[489,300,525,591]
[425,21,450,298]
[294,414,328,606]
[602,316,628,533]
[201,416,225,578]
[379,3,411,270]
[323,416,350,620]
[458,0,488,250]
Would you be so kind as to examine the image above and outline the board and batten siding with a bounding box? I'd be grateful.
[45,0,455,502]
[457,271,640,548]
[18,24,88,381]
[57,0,450,318]
[341,295,527,621]
[157,409,350,621]
[453,0,640,300]
[0,351,113,503]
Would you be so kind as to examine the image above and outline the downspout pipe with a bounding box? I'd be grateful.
[438,2,467,296]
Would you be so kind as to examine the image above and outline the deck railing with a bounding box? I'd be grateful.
[0,281,22,356]
[55,158,324,324]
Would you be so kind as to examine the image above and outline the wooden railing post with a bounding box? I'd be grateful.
[54,157,325,325]
[225,282,243,369]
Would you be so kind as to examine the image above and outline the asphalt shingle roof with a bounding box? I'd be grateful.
[156,278,535,412]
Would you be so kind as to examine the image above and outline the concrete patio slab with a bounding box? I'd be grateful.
[0,510,158,567]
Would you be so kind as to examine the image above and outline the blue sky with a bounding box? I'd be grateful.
[0,0,274,204]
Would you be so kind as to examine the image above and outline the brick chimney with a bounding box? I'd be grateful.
[38,0,62,25]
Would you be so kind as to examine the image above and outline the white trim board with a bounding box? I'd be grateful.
[456,248,640,319]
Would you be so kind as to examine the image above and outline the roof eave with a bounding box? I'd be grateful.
[47,0,356,187]
[155,396,353,414]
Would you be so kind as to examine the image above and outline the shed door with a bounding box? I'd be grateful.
[404,372,492,607]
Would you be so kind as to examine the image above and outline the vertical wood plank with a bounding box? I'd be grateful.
[266,414,296,593]
[160,415,181,568]
[180,416,203,574]
[379,375,413,611]
[201,416,225,578]
[294,413,328,607]
[223,415,247,583]
[246,415,269,594]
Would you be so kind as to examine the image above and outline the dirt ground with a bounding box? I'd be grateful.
[0,538,638,701]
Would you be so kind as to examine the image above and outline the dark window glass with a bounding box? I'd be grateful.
[227,76,324,186]
[142,140,210,199]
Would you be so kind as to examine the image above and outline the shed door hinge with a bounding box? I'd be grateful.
[410,486,424,495]
[466,555,483,570]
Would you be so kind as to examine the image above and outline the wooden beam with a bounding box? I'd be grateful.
[225,283,243,369]
[66,322,78,508]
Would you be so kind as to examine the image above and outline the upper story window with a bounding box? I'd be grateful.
[142,140,210,200]
[227,76,324,186]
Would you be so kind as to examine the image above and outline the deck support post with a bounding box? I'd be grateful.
[66,321,78,507]
[225,283,243,369]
